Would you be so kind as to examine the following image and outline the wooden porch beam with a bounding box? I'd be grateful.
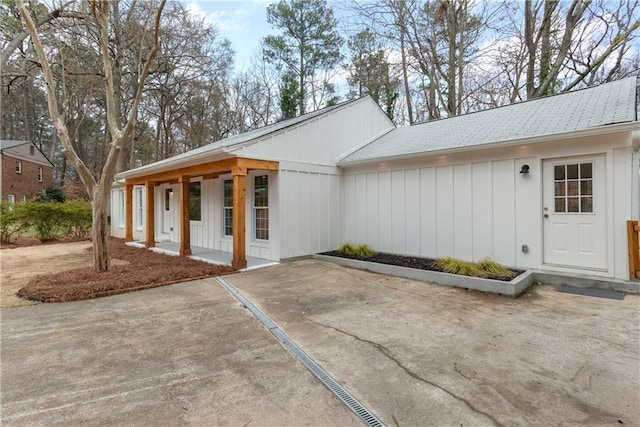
[125,184,133,242]
[145,181,155,248]
[232,166,247,270]
[124,157,279,185]
[178,176,191,256]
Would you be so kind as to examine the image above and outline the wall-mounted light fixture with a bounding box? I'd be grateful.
[520,164,530,174]
[168,188,173,194]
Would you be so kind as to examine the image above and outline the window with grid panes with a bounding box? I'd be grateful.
[254,175,268,240]
[223,180,233,236]
[553,163,593,213]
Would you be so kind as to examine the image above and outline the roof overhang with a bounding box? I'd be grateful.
[338,121,640,167]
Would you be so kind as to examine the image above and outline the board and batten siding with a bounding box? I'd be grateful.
[231,97,394,166]
[343,159,532,268]
[342,130,636,279]
[278,162,341,259]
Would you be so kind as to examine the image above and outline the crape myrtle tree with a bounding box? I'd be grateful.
[263,0,343,117]
[17,0,166,272]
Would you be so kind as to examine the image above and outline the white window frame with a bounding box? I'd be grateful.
[253,175,269,241]
[223,179,233,236]
[8,194,15,204]
[21,195,27,202]
[37,166,43,182]
[135,187,144,229]
[118,190,125,227]
[15,160,21,173]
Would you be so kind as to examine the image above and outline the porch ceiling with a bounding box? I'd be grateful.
[124,157,279,185]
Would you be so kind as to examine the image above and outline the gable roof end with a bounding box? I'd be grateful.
[339,76,639,165]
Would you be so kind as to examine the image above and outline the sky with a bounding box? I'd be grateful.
[183,1,276,71]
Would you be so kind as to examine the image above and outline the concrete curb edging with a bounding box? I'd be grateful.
[312,254,535,297]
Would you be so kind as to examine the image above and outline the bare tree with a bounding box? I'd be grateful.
[17,0,166,272]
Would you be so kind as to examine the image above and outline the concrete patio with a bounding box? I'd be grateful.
[2,259,638,426]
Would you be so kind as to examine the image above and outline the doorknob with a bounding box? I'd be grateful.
[544,213,549,218]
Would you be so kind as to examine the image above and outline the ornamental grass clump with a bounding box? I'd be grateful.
[476,258,512,277]
[433,257,485,277]
[337,242,376,257]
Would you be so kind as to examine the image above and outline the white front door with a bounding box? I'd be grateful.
[543,155,607,270]
[162,186,175,241]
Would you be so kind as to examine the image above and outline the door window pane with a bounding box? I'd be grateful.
[254,175,268,240]
[553,162,594,214]
[580,163,592,179]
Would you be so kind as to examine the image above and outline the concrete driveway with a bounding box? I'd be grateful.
[2,259,639,426]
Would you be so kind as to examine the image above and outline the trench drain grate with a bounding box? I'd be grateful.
[214,276,386,427]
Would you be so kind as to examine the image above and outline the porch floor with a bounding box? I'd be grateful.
[126,241,278,271]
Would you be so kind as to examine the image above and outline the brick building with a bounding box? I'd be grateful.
[1,140,54,202]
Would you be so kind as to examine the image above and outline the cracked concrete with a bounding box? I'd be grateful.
[227,259,640,427]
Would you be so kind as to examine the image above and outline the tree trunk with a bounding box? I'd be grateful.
[92,196,110,272]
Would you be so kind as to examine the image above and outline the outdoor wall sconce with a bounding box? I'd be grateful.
[168,188,173,194]
[520,164,530,174]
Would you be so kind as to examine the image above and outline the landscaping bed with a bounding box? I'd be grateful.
[316,250,533,297]
[322,251,521,281]
[16,238,236,303]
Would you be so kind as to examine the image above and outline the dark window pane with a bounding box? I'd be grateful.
[255,208,269,240]
[567,164,578,179]
[555,198,565,213]
[165,189,171,211]
[580,180,592,196]
[224,180,233,207]
[580,163,592,179]
[581,197,593,213]
[254,175,268,207]
[567,181,579,196]
[567,197,579,212]
[554,165,565,180]
[224,208,233,236]
[554,182,565,196]
[189,182,201,221]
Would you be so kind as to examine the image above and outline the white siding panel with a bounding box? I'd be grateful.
[405,169,420,255]
[471,162,493,260]
[355,174,367,243]
[436,166,454,257]
[419,167,437,258]
[378,171,392,252]
[343,174,356,244]
[366,173,379,249]
[329,174,341,249]
[612,148,633,279]
[492,159,516,266]
[391,170,405,253]
[453,164,472,260]
[514,157,539,268]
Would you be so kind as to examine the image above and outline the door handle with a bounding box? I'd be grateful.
[543,213,549,218]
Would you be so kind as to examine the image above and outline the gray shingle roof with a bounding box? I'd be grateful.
[0,140,29,150]
[339,76,638,164]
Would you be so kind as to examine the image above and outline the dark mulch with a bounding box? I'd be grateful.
[18,238,236,303]
[322,251,520,282]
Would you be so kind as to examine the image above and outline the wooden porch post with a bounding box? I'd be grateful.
[125,184,133,242]
[179,176,191,256]
[232,166,247,269]
[145,181,155,248]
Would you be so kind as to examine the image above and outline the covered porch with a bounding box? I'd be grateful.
[123,156,279,269]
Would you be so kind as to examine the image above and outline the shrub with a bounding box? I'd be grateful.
[0,201,28,243]
[337,242,376,257]
[61,199,92,239]
[42,187,66,203]
[433,257,485,277]
[19,200,67,241]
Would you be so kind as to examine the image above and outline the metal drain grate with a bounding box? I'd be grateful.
[214,276,386,427]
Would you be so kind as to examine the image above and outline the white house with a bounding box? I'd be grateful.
[111,76,640,281]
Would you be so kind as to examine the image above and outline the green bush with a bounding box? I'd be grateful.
[42,187,66,203]
[61,199,92,239]
[337,242,376,257]
[19,200,67,241]
[0,201,28,243]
